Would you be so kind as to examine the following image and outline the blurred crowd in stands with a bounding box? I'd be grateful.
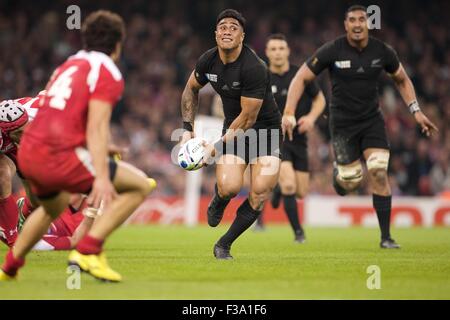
[1,0,449,197]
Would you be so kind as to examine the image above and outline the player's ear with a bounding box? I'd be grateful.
[241,32,245,42]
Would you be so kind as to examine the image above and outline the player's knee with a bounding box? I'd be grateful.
[366,151,389,187]
[337,162,363,190]
[250,182,273,205]
[280,183,296,196]
[217,183,240,200]
[138,177,154,197]
[252,179,274,196]
[369,168,388,187]
[366,152,389,173]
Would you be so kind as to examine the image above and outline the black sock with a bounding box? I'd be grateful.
[215,183,231,205]
[373,194,392,240]
[283,194,302,234]
[218,199,261,248]
[273,184,281,198]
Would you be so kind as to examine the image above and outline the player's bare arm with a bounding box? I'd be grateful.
[223,96,262,141]
[297,91,326,134]
[86,99,118,208]
[390,64,438,137]
[282,63,316,140]
[202,96,262,165]
[180,71,204,144]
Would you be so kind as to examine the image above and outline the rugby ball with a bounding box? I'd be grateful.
[178,138,206,171]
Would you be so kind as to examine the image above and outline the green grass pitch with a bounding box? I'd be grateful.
[0,225,449,299]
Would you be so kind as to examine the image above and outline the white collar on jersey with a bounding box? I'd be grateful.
[69,50,122,93]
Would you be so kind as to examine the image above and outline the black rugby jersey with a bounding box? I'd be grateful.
[270,64,320,121]
[195,44,281,129]
[271,64,320,141]
[306,35,400,125]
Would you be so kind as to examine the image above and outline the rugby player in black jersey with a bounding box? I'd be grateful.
[180,9,282,259]
[283,5,438,249]
[255,34,326,243]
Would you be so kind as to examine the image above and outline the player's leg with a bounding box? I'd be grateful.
[282,141,309,243]
[251,167,266,231]
[292,170,309,243]
[69,212,96,249]
[78,160,153,242]
[363,147,399,249]
[207,154,247,227]
[214,156,280,259]
[17,179,40,231]
[295,172,310,199]
[279,161,304,239]
[33,217,95,251]
[0,192,71,279]
[0,154,19,247]
[69,161,155,282]
[271,141,295,210]
[269,184,282,209]
[331,125,364,195]
[332,159,364,195]
[361,115,399,249]
[32,200,94,251]
[33,235,72,251]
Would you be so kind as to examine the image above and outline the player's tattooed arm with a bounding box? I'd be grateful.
[390,64,438,137]
[181,71,204,127]
[180,71,204,144]
[283,63,316,140]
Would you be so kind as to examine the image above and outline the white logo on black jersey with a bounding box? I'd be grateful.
[357,66,365,73]
[371,58,382,68]
[335,60,351,69]
[281,89,288,96]
[231,81,241,90]
[271,85,277,94]
[222,84,229,91]
[206,73,217,82]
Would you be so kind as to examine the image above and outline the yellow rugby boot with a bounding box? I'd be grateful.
[68,250,122,283]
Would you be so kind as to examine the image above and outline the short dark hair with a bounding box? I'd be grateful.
[266,33,288,43]
[216,9,246,29]
[81,10,126,55]
[345,5,367,19]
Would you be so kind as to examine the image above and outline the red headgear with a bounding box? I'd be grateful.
[0,99,29,132]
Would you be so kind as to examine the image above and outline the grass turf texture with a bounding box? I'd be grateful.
[0,225,449,299]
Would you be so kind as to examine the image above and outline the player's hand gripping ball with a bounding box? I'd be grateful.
[178,137,206,171]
